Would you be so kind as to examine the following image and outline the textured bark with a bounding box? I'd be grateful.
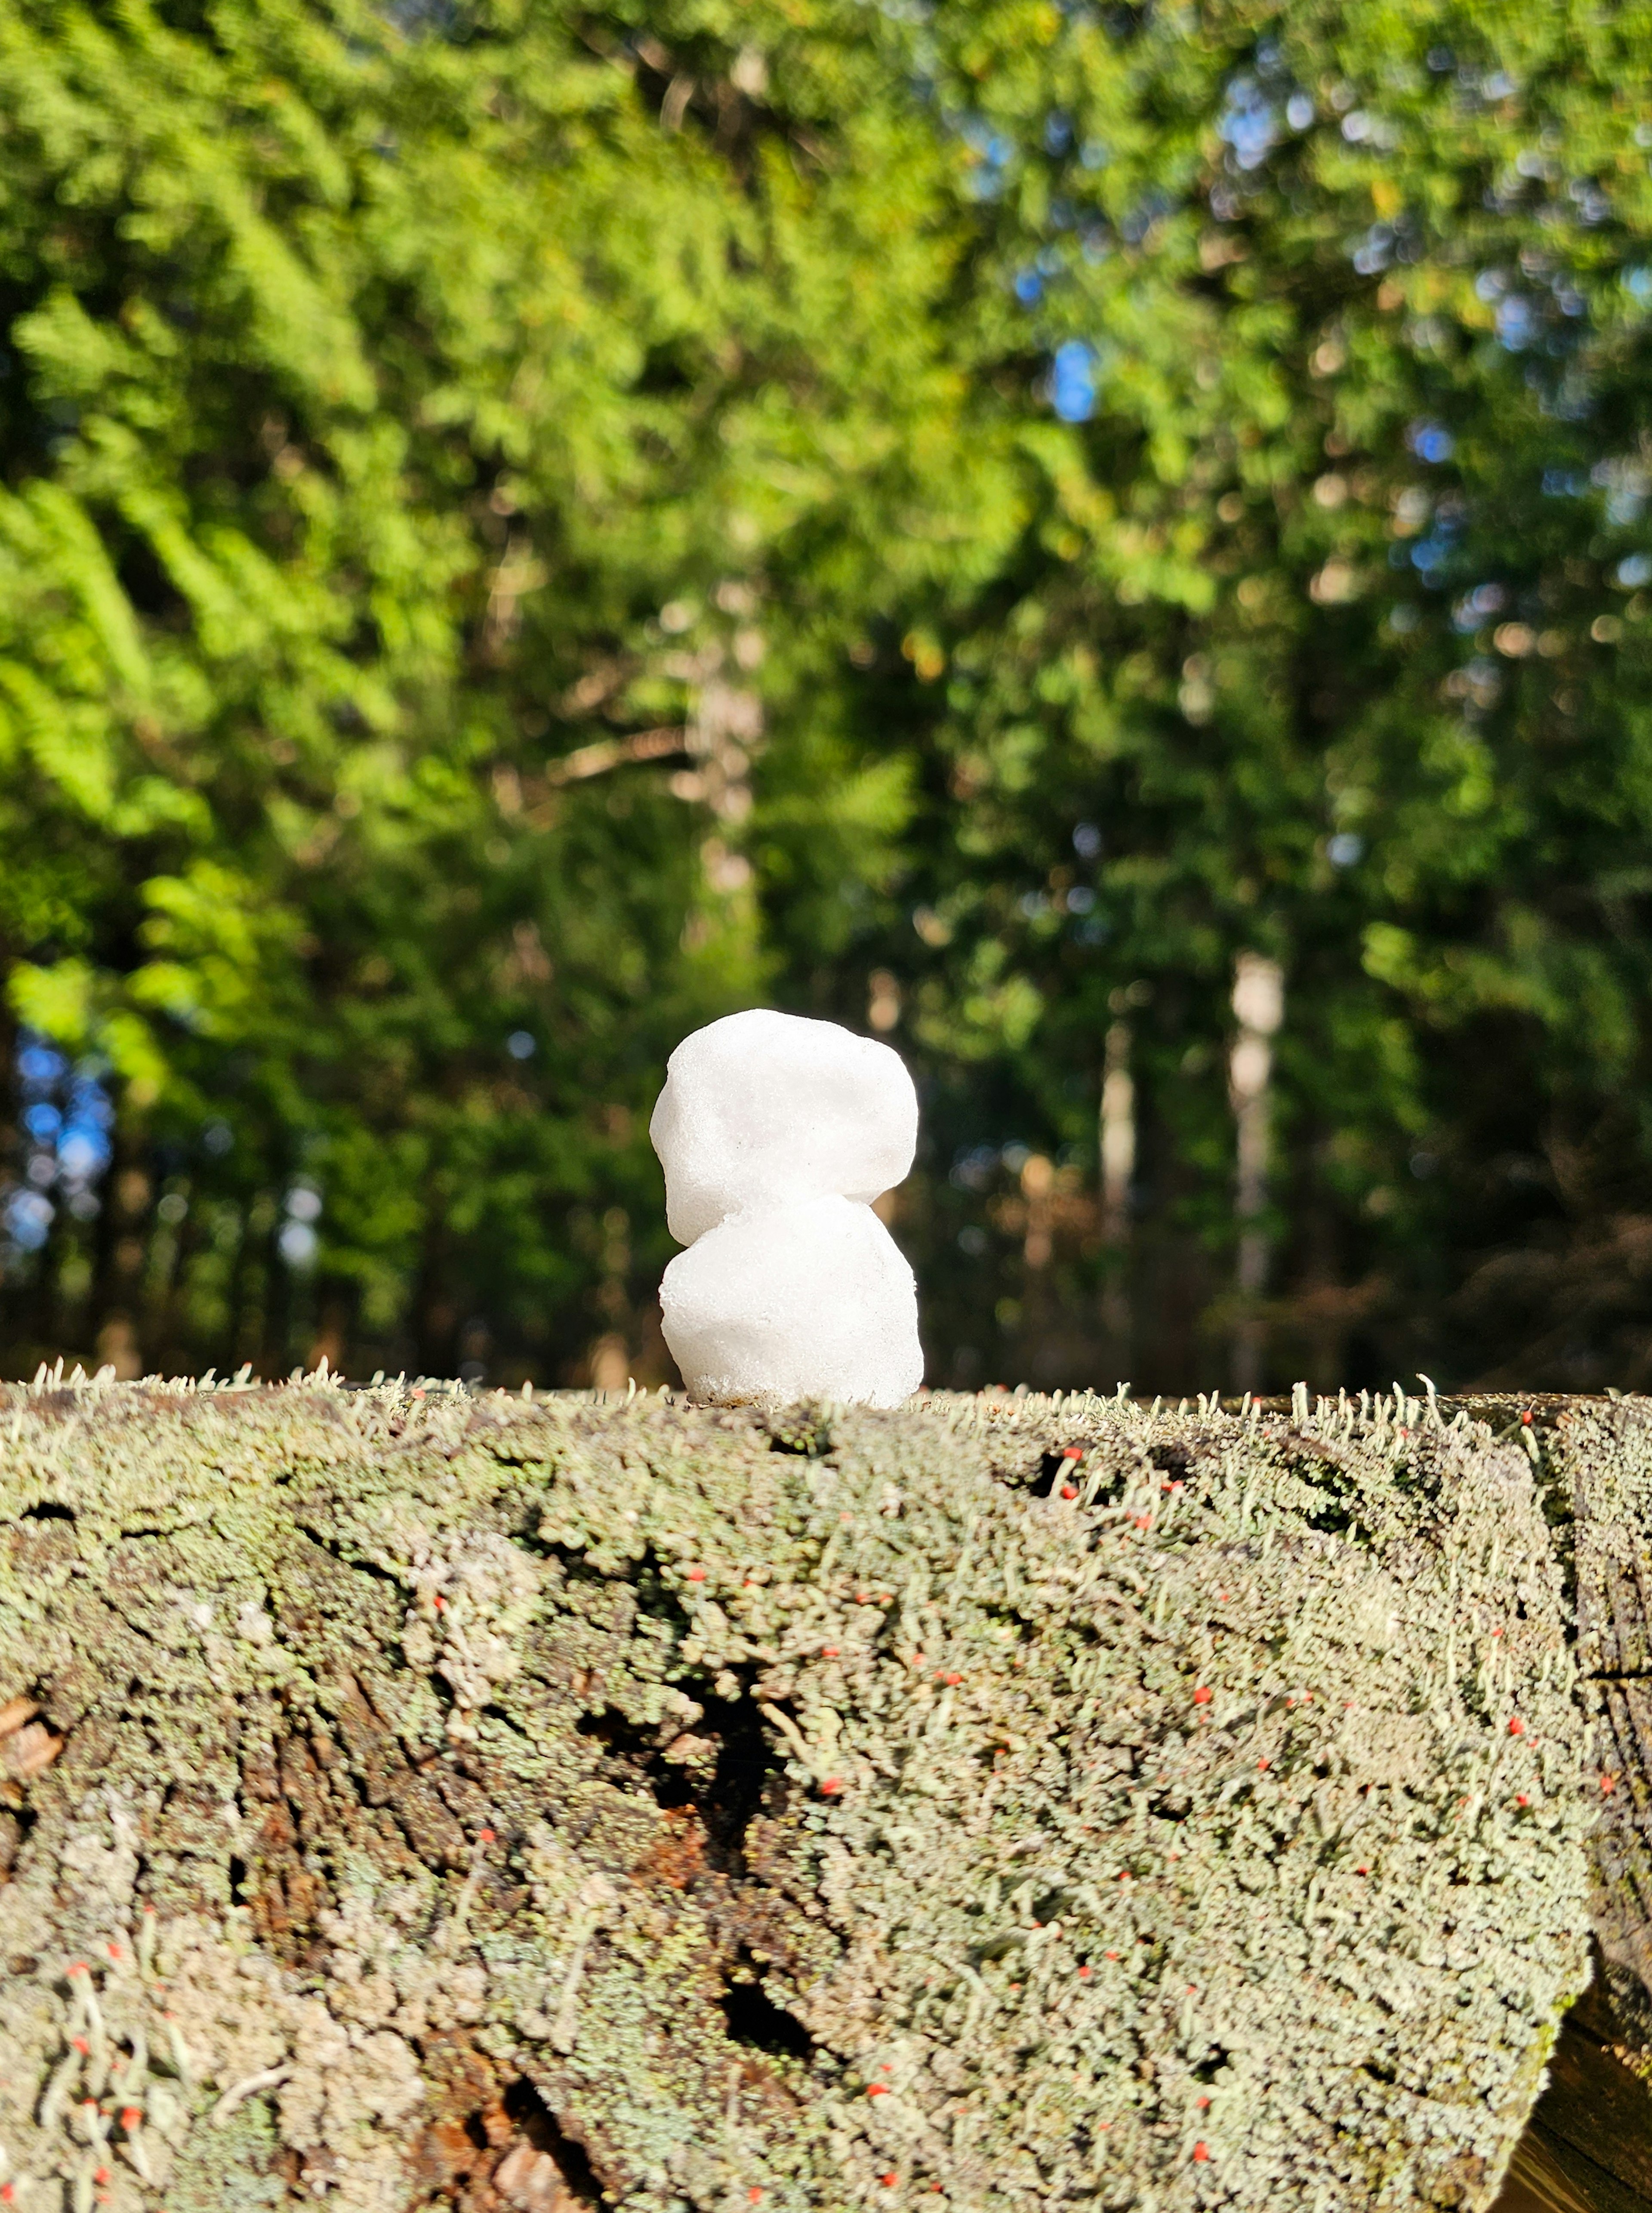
[0,1377,1643,2211]
[1498,1962,1652,2211]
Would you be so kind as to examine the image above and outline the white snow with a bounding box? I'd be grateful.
[649,1008,918,1245]
[651,1010,923,1406]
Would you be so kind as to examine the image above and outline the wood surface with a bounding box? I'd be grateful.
[0,1377,1649,2211]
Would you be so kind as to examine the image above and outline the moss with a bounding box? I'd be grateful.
[0,1377,1612,2210]
[168,2095,289,2211]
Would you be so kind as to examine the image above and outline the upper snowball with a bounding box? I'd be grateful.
[650,1009,918,1246]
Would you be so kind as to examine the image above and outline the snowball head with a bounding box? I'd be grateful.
[660,1195,923,1408]
[649,1008,918,1244]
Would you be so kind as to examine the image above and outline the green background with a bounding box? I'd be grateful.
[4,0,1652,1396]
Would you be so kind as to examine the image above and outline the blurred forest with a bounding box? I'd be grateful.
[6,0,1652,1395]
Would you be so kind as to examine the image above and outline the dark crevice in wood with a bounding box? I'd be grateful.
[499,2077,604,2207]
[720,1966,815,2063]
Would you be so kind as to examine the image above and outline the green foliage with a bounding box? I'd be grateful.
[0,0,1010,1378]
[5,0,1652,1389]
[804,1,1652,1394]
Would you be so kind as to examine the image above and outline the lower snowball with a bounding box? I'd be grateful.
[660,1194,923,1408]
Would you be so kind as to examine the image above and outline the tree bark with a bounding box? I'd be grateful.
[0,1379,1646,2211]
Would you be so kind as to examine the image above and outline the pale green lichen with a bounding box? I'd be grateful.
[0,1377,1612,2210]
[1510,1390,1652,2064]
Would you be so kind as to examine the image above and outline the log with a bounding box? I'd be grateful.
[0,1376,1646,2212]
[1483,1394,1652,2213]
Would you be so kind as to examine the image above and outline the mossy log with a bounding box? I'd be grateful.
[1,1378,1650,2213]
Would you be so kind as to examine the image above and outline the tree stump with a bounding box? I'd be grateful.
[0,1377,1648,2210]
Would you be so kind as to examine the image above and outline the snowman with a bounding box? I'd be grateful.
[650,1009,924,1407]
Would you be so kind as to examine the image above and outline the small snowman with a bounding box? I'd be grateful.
[650,1009,924,1407]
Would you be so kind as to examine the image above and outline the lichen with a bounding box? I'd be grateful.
[1512,1390,1652,2063]
[0,1377,1608,2209]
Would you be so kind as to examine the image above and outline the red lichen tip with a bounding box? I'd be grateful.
[1508,1716,1525,1735]
[1078,1964,1092,1979]
[107,1942,123,1960]
[1256,1757,1269,1771]
[819,1777,844,1796]
[1060,1485,1078,1500]
[94,2171,110,2186]
[941,1671,962,1685]
[72,2036,89,2055]
[66,1960,88,1977]
[1516,1794,1529,1807]
[1193,2142,1211,2163]
[1105,1950,1119,1960]
[1602,1773,1618,1793]
[1193,1686,1212,1705]
[880,2175,898,2188]
[478,1827,496,1843]
[686,1568,706,1583]
[2,2181,15,2202]
[822,1646,840,1658]
[120,2107,142,2130]
[867,2083,889,2097]
[749,2191,764,2204]
[1521,1408,1533,1424]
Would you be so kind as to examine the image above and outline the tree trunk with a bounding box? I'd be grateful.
[0,1379,1647,2211]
